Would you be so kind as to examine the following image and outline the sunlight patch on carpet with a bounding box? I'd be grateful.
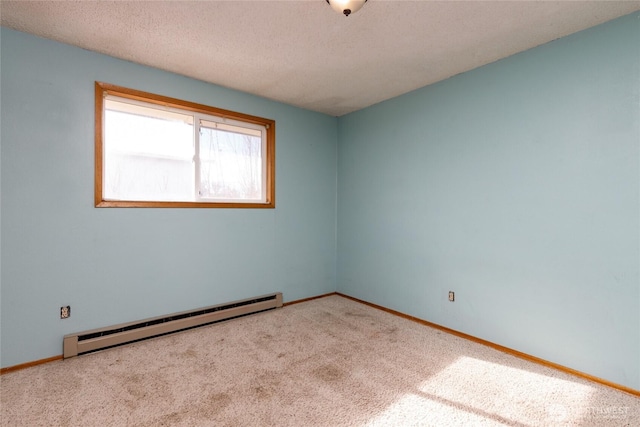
[416,356,595,425]
[364,392,509,426]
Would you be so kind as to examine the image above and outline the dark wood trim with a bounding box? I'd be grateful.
[94,81,276,209]
[336,292,640,397]
[283,292,338,306]
[0,355,63,375]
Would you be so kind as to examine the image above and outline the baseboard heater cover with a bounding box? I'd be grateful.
[63,292,283,358]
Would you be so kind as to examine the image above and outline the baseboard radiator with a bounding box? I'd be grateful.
[63,292,283,359]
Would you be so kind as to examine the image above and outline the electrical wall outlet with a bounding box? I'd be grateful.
[448,291,455,302]
[60,306,71,319]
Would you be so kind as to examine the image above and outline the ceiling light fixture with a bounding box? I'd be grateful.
[326,0,367,17]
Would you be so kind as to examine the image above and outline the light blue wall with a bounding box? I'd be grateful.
[0,28,337,368]
[2,12,639,391]
[337,13,640,390]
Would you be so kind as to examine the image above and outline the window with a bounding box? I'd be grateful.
[95,82,275,208]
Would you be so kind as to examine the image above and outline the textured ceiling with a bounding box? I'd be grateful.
[2,1,639,116]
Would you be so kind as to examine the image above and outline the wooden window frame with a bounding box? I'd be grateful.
[95,82,275,208]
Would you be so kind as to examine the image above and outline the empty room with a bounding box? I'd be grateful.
[1,1,639,425]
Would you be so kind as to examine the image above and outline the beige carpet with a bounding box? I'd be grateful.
[1,295,638,426]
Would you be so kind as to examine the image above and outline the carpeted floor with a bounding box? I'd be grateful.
[1,295,638,426]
